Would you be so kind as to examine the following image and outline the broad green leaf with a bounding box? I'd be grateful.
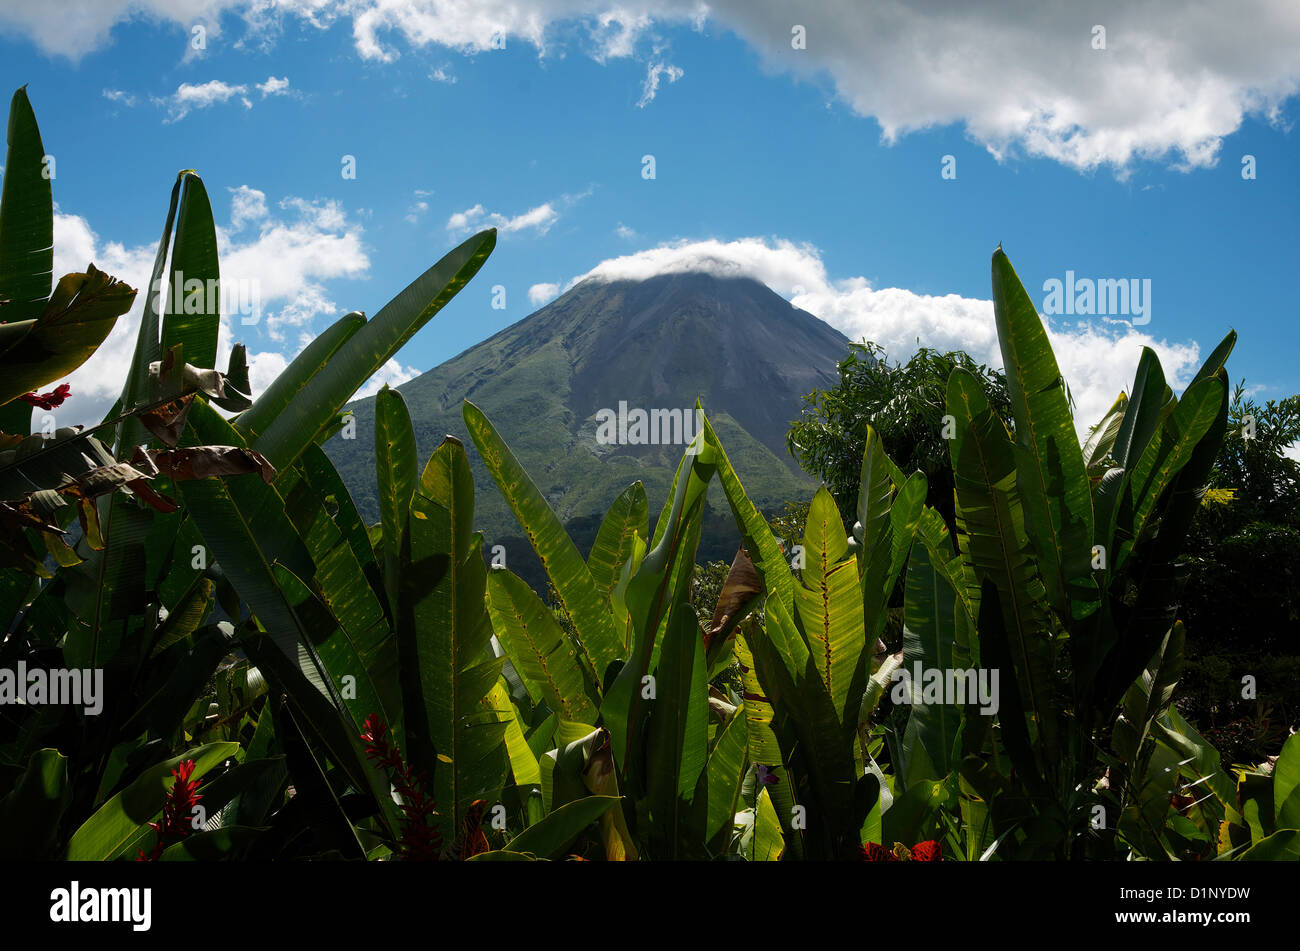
[700,408,792,607]
[947,368,1055,768]
[486,567,598,722]
[900,541,966,784]
[645,606,710,858]
[752,787,784,861]
[1274,731,1300,830]
[488,677,541,788]
[0,267,136,406]
[603,431,714,782]
[794,487,866,726]
[991,247,1097,624]
[374,385,417,615]
[253,230,494,472]
[160,174,220,371]
[0,87,52,326]
[116,171,186,452]
[235,310,365,441]
[400,437,508,840]
[464,399,622,687]
[588,481,649,597]
[704,705,748,852]
[501,795,620,859]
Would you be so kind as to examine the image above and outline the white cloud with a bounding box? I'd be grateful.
[155,75,290,122]
[229,184,269,231]
[405,198,430,224]
[428,66,457,84]
[574,236,1204,433]
[102,88,136,107]
[447,200,559,236]
[159,79,249,122]
[355,358,420,398]
[615,222,638,240]
[637,60,683,107]
[6,2,1297,171]
[256,75,291,97]
[528,282,560,306]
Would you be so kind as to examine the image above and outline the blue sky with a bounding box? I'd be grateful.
[1,1,1297,433]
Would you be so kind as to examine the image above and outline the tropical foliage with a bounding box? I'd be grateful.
[0,86,1289,862]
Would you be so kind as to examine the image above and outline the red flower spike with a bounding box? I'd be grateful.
[361,713,443,860]
[19,383,71,411]
[857,841,897,861]
[910,840,943,861]
[137,759,204,861]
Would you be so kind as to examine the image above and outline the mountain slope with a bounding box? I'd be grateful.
[325,271,849,577]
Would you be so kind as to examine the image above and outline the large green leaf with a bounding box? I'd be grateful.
[399,436,508,840]
[176,400,316,662]
[463,399,622,688]
[700,409,792,608]
[900,540,968,784]
[946,368,1055,768]
[1274,732,1300,831]
[0,87,52,327]
[116,171,186,452]
[0,266,136,406]
[751,787,784,861]
[1112,622,1185,774]
[644,606,710,858]
[486,567,599,722]
[234,310,365,442]
[991,247,1097,625]
[496,795,620,859]
[602,430,714,783]
[588,481,649,598]
[795,486,866,726]
[252,230,494,471]
[159,174,220,371]
[704,704,748,853]
[374,385,417,615]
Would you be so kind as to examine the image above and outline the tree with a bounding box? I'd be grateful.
[785,341,1012,530]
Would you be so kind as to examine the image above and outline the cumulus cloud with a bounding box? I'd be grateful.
[256,75,291,97]
[158,79,251,122]
[528,282,560,306]
[8,2,1296,171]
[354,358,421,399]
[573,236,1203,432]
[156,75,291,122]
[45,187,370,426]
[446,201,559,237]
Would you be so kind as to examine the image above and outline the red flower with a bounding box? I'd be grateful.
[857,841,897,861]
[361,713,443,860]
[137,759,204,861]
[19,383,70,411]
[910,840,943,861]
